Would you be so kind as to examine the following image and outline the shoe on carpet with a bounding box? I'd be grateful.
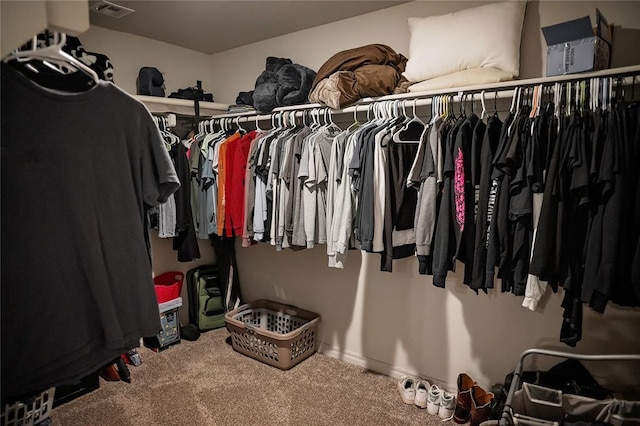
[454,373,477,423]
[470,384,495,426]
[426,383,442,415]
[438,390,456,420]
[414,379,431,408]
[398,376,417,404]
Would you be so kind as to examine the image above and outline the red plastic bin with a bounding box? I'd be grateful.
[153,271,184,304]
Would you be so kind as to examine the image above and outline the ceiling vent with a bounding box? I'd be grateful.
[89,1,135,19]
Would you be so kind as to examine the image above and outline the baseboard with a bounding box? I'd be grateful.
[317,342,455,391]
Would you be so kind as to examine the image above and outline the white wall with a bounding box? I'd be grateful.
[1,0,90,57]
[206,0,640,392]
[79,25,216,97]
[77,0,640,105]
[236,242,640,392]
[148,234,218,323]
[209,0,640,104]
[80,0,640,392]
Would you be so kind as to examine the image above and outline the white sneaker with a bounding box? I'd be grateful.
[426,384,442,415]
[397,376,416,405]
[414,379,430,408]
[438,391,456,420]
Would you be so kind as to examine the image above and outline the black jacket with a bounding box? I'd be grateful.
[251,57,316,113]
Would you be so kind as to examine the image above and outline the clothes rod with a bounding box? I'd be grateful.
[210,64,640,121]
[222,90,517,123]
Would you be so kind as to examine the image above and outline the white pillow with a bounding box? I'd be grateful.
[407,67,514,92]
[403,1,527,83]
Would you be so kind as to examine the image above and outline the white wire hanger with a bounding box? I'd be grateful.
[346,104,361,133]
[235,116,245,134]
[4,31,100,86]
[326,108,342,133]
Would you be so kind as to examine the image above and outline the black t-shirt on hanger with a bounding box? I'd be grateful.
[1,64,179,399]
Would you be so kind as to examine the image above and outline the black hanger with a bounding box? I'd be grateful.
[630,75,639,107]
[394,99,425,143]
[613,77,623,103]
[470,93,475,115]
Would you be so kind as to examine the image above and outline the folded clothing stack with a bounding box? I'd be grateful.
[308,44,409,109]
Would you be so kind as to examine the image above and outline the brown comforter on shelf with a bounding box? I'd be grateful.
[309,44,410,109]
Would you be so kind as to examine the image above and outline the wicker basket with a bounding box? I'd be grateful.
[225,300,321,370]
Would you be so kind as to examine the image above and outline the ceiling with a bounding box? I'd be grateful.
[88,1,409,54]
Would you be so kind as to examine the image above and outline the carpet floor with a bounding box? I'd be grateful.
[51,328,462,426]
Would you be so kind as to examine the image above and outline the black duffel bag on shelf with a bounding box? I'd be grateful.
[168,80,214,117]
